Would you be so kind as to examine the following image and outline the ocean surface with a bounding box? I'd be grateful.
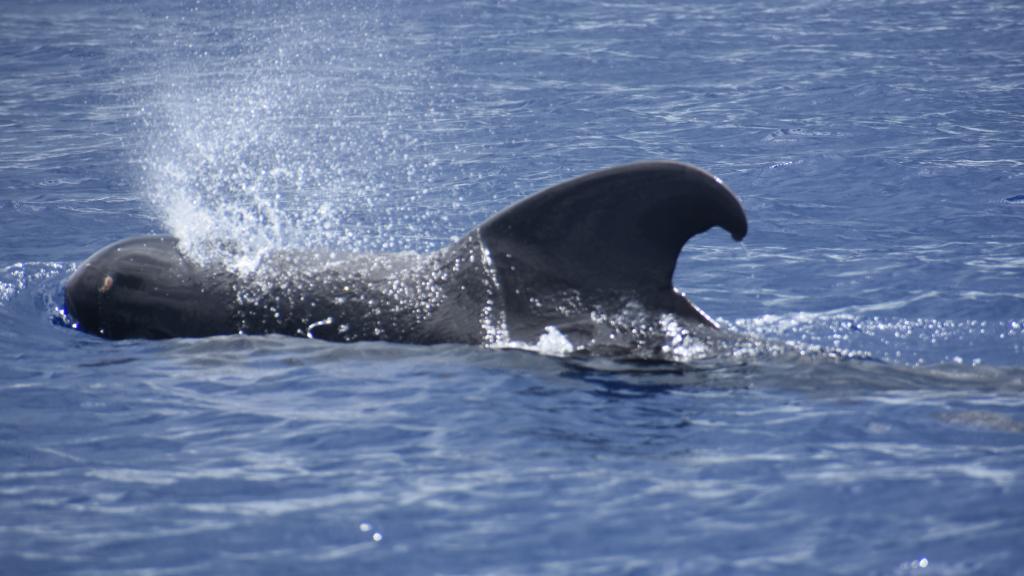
[2,0,1023,574]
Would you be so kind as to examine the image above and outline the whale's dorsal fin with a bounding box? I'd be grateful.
[479,161,746,292]
[473,161,747,332]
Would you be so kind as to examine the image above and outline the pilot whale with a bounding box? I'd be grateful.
[63,161,747,346]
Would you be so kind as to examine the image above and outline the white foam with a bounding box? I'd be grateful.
[494,326,576,358]
[536,326,575,357]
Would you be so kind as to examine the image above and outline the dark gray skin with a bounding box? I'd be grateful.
[63,161,747,344]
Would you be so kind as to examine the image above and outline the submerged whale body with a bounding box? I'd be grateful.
[63,161,747,347]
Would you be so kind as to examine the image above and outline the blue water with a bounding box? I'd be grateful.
[3,1,1023,574]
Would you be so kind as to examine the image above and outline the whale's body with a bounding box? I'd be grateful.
[63,162,747,346]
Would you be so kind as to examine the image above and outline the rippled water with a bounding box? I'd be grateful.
[2,1,1023,574]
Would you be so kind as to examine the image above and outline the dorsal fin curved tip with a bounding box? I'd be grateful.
[687,163,747,241]
[475,160,747,295]
[625,160,747,242]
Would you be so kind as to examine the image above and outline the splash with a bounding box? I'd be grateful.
[490,300,807,363]
[138,5,446,276]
